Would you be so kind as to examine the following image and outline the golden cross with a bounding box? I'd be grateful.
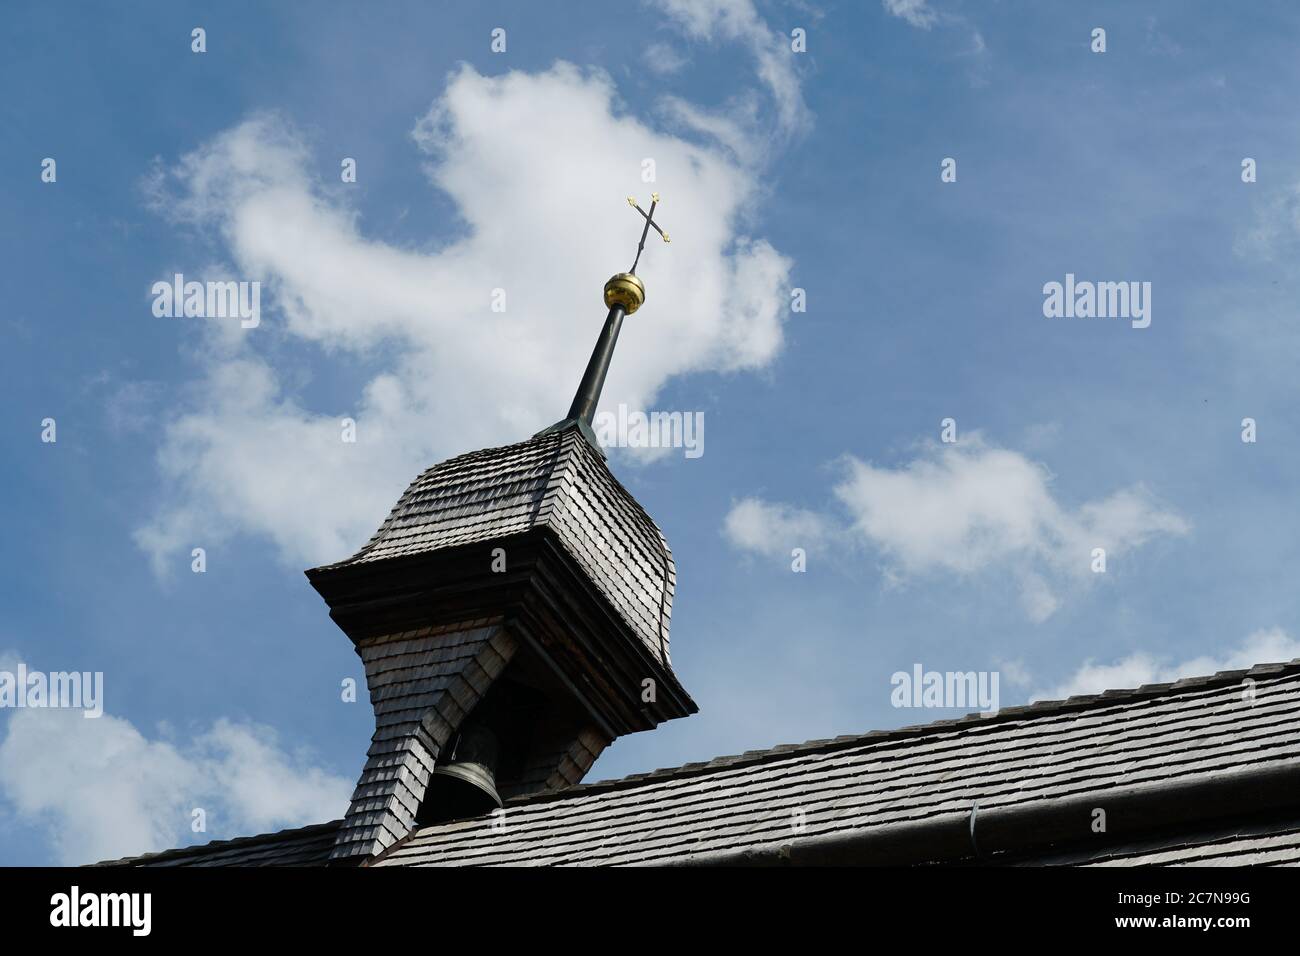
[626,193,670,275]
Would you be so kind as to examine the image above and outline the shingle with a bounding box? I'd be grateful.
[92,821,342,868]
[95,653,1300,867]
[310,426,674,667]
[368,663,1300,867]
[1030,817,1300,867]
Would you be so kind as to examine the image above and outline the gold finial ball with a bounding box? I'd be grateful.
[604,272,646,315]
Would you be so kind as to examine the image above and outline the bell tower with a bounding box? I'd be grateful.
[307,196,693,864]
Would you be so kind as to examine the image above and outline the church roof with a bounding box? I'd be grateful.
[311,425,675,667]
[91,821,342,867]
[94,656,1300,867]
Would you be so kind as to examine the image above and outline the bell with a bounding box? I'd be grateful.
[424,722,503,821]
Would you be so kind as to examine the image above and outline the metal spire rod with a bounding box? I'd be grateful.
[537,195,672,451]
[567,194,671,426]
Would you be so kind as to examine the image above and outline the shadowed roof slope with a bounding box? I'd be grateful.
[1023,816,1300,866]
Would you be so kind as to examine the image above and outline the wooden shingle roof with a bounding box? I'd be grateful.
[1026,817,1300,866]
[312,426,675,667]
[99,658,1300,867]
[92,821,341,868]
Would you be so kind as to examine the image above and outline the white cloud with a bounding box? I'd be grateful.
[882,0,938,30]
[643,40,690,76]
[138,61,793,572]
[659,94,760,161]
[0,704,350,865]
[1234,182,1300,263]
[724,435,1189,620]
[1034,627,1300,701]
[998,659,1033,689]
[723,496,828,558]
[833,437,1188,618]
[654,0,809,142]
[880,0,988,85]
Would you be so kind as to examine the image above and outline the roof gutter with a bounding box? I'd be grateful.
[656,761,1300,866]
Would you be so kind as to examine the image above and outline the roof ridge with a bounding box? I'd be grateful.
[500,656,1300,806]
[564,433,675,657]
[533,426,581,526]
[310,430,564,571]
[88,818,343,867]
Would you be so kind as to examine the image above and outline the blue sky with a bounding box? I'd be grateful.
[5,0,1300,865]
